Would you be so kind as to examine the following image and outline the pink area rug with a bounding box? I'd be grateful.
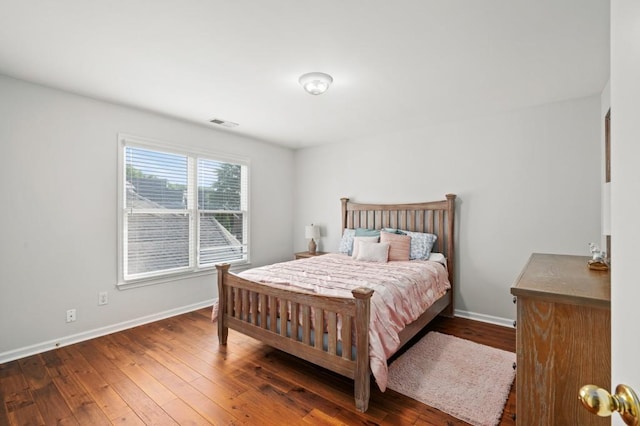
[387,331,515,426]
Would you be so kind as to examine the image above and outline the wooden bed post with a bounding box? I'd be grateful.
[444,194,456,317]
[352,287,374,412]
[216,263,230,345]
[341,197,349,232]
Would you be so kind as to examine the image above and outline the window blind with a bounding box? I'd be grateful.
[197,159,248,265]
[124,147,193,279]
[120,139,249,283]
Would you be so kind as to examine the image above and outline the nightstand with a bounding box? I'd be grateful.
[294,251,328,259]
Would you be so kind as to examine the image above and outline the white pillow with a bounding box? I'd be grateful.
[351,236,379,258]
[354,241,390,263]
[428,252,446,265]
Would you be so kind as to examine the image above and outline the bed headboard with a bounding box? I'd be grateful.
[340,194,457,288]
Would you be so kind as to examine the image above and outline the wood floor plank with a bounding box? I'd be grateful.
[57,346,132,421]
[231,383,308,425]
[1,360,47,426]
[302,408,349,426]
[73,339,178,424]
[139,329,250,400]
[126,329,203,383]
[18,355,51,389]
[30,381,79,425]
[5,390,46,426]
[118,363,177,407]
[0,368,11,426]
[109,378,179,426]
[188,375,267,424]
[43,349,112,424]
[72,340,132,387]
[255,346,389,421]
[109,332,242,425]
[0,308,516,425]
[1,360,29,394]
[108,408,146,425]
[50,373,111,425]
[40,349,70,378]
[163,380,243,425]
[19,354,77,425]
[161,397,213,426]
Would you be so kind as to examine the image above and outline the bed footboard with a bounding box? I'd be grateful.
[216,263,374,412]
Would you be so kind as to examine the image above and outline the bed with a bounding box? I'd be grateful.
[215,194,456,412]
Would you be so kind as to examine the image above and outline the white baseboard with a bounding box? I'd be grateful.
[0,299,215,364]
[454,309,515,328]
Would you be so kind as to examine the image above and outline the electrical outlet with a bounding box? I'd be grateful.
[66,308,77,323]
[98,291,108,306]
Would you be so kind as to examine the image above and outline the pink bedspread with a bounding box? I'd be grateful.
[238,253,451,391]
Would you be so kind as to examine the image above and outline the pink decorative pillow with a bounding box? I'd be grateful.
[380,231,411,261]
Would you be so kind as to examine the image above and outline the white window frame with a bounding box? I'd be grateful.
[117,134,250,287]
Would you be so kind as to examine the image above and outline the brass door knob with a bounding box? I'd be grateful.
[578,384,640,426]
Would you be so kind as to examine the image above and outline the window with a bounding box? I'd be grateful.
[118,135,249,284]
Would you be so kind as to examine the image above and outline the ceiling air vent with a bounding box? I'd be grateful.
[209,118,239,128]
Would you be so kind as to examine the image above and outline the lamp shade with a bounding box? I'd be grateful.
[305,224,320,239]
[602,182,611,236]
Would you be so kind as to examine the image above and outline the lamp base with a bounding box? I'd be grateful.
[308,239,317,255]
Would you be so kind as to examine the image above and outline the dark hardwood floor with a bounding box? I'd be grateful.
[0,308,516,425]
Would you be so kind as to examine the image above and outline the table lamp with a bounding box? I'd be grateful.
[305,224,320,254]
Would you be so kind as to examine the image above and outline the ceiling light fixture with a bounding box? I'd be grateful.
[299,72,333,95]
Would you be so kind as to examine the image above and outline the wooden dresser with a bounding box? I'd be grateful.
[510,253,611,425]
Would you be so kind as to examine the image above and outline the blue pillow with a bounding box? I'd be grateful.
[355,228,380,237]
[338,229,356,255]
[404,230,438,259]
[381,228,405,235]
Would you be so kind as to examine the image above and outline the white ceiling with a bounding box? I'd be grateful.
[0,1,609,149]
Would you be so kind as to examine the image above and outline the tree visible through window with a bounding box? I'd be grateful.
[119,139,248,283]
[197,159,247,267]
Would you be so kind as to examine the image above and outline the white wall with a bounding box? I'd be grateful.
[294,96,602,322]
[0,75,294,361]
[611,0,640,420]
[0,71,606,360]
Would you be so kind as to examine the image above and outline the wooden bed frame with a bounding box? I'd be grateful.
[215,194,456,412]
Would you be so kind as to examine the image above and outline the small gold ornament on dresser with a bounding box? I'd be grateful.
[587,242,609,271]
